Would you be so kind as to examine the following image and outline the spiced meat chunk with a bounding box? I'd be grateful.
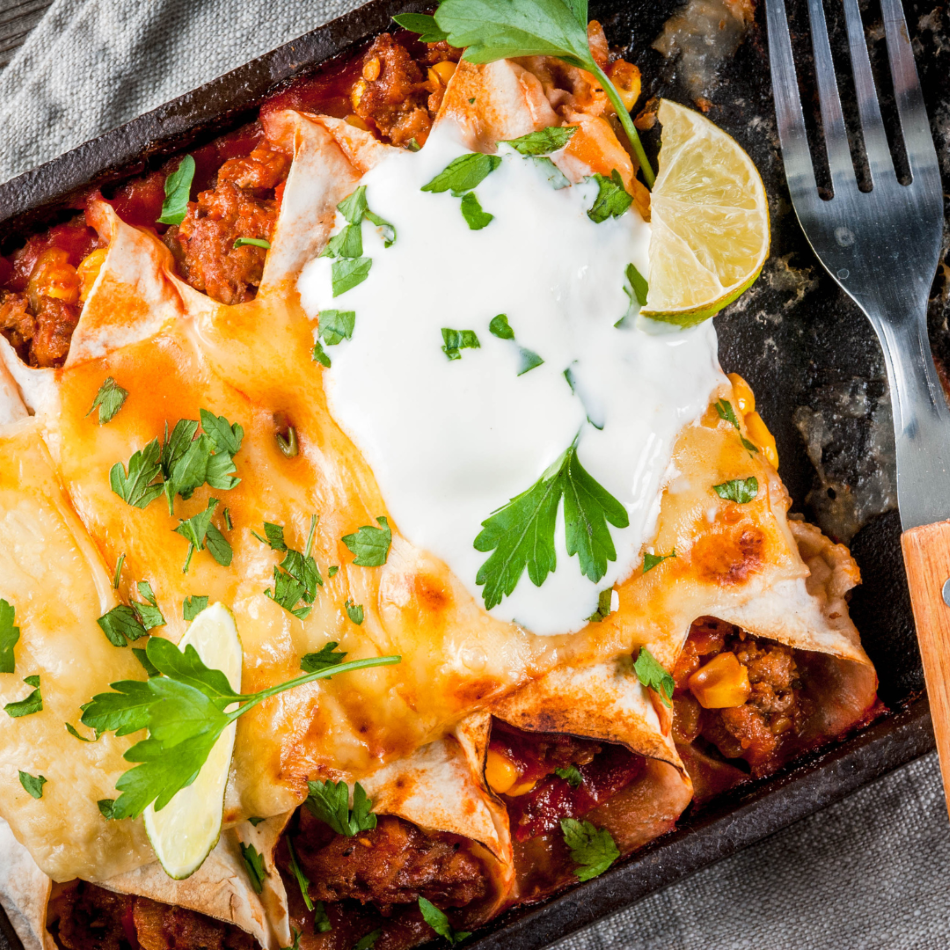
[132,896,257,950]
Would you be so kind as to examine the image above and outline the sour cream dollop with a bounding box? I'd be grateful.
[298,123,724,635]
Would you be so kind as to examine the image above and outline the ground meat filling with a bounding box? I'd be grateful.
[285,809,488,913]
[163,141,290,305]
[673,618,812,776]
[49,882,256,950]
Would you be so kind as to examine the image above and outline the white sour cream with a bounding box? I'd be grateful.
[298,123,724,635]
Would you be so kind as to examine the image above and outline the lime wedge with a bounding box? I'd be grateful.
[642,99,770,327]
[143,602,242,879]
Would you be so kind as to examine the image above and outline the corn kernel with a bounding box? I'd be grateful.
[344,114,370,131]
[27,248,81,310]
[609,60,641,112]
[351,79,367,110]
[746,411,779,470]
[362,57,381,82]
[77,248,108,303]
[688,652,751,709]
[485,749,518,795]
[432,60,457,85]
[727,372,755,415]
[506,778,538,797]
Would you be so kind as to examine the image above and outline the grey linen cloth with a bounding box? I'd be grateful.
[1,1,949,947]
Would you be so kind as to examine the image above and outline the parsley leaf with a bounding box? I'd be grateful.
[300,642,347,674]
[157,155,195,226]
[319,310,356,346]
[97,799,116,819]
[713,477,759,504]
[422,153,501,196]
[517,347,544,375]
[18,771,46,800]
[97,606,149,647]
[634,647,674,707]
[342,516,392,567]
[474,444,629,609]
[354,930,382,950]
[624,262,648,308]
[392,12,449,41]
[110,439,163,509]
[0,599,19,674]
[587,588,614,622]
[321,224,364,260]
[112,554,125,590]
[587,170,632,223]
[248,816,266,826]
[418,897,471,947]
[555,764,583,788]
[132,647,160,677]
[286,837,314,911]
[312,340,332,367]
[643,550,676,573]
[66,722,96,742]
[501,126,577,155]
[441,328,481,360]
[420,0,654,185]
[459,192,493,229]
[560,817,619,881]
[233,237,271,249]
[306,780,377,836]
[175,499,232,572]
[199,410,244,457]
[328,565,339,578]
[87,378,129,425]
[489,314,515,340]
[715,399,759,454]
[260,516,322,619]
[313,902,333,934]
[240,843,266,894]
[183,595,209,621]
[337,186,397,247]
[5,676,42,718]
[345,601,364,625]
[252,523,288,551]
[80,638,400,819]
[332,257,372,297]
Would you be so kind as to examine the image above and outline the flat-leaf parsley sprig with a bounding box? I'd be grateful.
[81,636,400,820]
[395,0,655,186]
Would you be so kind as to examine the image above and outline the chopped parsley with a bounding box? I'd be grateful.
[337,185,396,247]
[422,153,501,195]
[132,647,160,677]
[18,771,46,800]
[305,780,377,836]
[587,588,614,623]
[300,642,347,675]
[66,722,96,742]
[346,600,364,625]
[5,676,42,718]
[183,595,209,621]
[312,340,331,367]
[112,554,125,590]
[0,599,19,674]
[313,902,333,934]
[560,818,619,881]
[175,498,232,572]
[258,515,322,619]
[110,439,164,509]
[342,516,392,567]
[634,647,674,707]
[474,443,629,610]
[331,257,372,297]
[517,347,544,375]
[501,126,577,155]
[240,842,266,894]
[97,605,151,647]
[354,930,382,950]
[80,637,400,820]
[715,398,759,454]
[319,309,356,345]
[555,765,583,788]
[441,327,481,360]
[489,314,515,340]
[248,816,266,827]
[87,378,129,425]
[322,225,364,260]
[624,262,648,308]
[328,565,339,578]
[285,837,314,912]
[391,12,448,42]
[643,550,676,573]
[713,477,759,504]
[459,192,493,229]
[233,237,271,249]
[157,155,195,226]
[587,170,632,223]
[418,897,471,947]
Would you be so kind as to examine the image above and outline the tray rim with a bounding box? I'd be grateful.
[0,1,935,947]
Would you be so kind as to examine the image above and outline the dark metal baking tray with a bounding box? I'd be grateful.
[0,0,944,946]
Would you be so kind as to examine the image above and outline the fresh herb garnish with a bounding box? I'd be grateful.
[110,439,164,509]
[259,515,322,619]
[18,771,46,800]
[66,722,97,742]
[313,902,333,934]
[132,647,160,677]
[489,314,515,340]
[587,170,632,223]
[157,155,196,226]
[0,599,19,674]
[474,443,629,609]
[97,605,152,647]
[87,378,129,425]
[286,837,314,911]
[392,12,449,41]
[80,637,400,819]
[501,126,577,155]
[418,897,471,947]
[319,310,356,345]
[441,327,481,360]
[322,225,364,260]
[624,262,648,308]
[306,780,377,836]
[555,764,583,787]
[459,191,494,229]
[300,642,347,675]
[248,816,266,827]
[200,410,245,456]
[715,399,759,454]
[643,550,676,573]
[517,347,544,375]
[175,498,232,572]
[488,315,542,373]
[312,341,332,367]
[253,522,288,551]
[342,517,392,567]
[337,185,397,247]
[134,581,165,629]
[405,0,654,184]
[713,477,759,504]
[587,588,614,622]
[5,676,42,718]
[233,237,271,249]
[183,595,209,621]
[97,798,117,819]
[240,842,266,894]
[560,817,619,881]
[332,257,373,297]
[354,929,382,950]
[633,647,674,707]
[112,554,125,590]
[422,153,501,195]
[328,565,339,578]
[346,601,364,625]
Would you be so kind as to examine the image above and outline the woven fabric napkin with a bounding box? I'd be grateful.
[1,1,949,947]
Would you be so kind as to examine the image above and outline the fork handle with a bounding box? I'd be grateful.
[901,521,950,812]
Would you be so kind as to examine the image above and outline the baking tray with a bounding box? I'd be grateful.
[0,0,944,946]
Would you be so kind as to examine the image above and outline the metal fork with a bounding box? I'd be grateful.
[766,0,950,811]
